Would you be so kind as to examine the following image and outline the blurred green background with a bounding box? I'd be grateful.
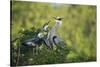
[11,1,96,66]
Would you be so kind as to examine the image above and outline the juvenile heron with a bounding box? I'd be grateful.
[22,21,50,54]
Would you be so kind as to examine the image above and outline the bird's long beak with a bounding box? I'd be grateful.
[61,17,64,19]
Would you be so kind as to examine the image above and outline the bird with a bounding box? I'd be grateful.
[22,21,51,54]
[47,16,66,50]
[41,21,54,49]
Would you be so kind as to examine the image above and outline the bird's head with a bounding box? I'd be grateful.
[53,16,63,21]
[43,21,50,31]
[53,16,63,27]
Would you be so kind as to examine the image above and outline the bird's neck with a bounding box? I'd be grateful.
[55,20,62,29]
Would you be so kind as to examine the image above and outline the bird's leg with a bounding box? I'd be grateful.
[33,48,35,56]
[35,45,39,55]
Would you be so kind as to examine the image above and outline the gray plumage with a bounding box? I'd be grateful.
[47,17,66,49]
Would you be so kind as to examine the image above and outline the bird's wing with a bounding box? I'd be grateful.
[43,37,53,49]
[53,35,67,49]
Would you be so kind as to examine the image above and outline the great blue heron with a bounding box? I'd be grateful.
[47,17,67,50]
[22,21,51,54]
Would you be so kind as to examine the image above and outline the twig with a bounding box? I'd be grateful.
[16,41,21,66]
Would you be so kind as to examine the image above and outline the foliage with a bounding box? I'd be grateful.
[11,1,96,66]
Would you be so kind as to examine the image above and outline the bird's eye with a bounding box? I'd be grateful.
[58,18,61,20]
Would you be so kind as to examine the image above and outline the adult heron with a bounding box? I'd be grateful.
[47,17,66,50]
